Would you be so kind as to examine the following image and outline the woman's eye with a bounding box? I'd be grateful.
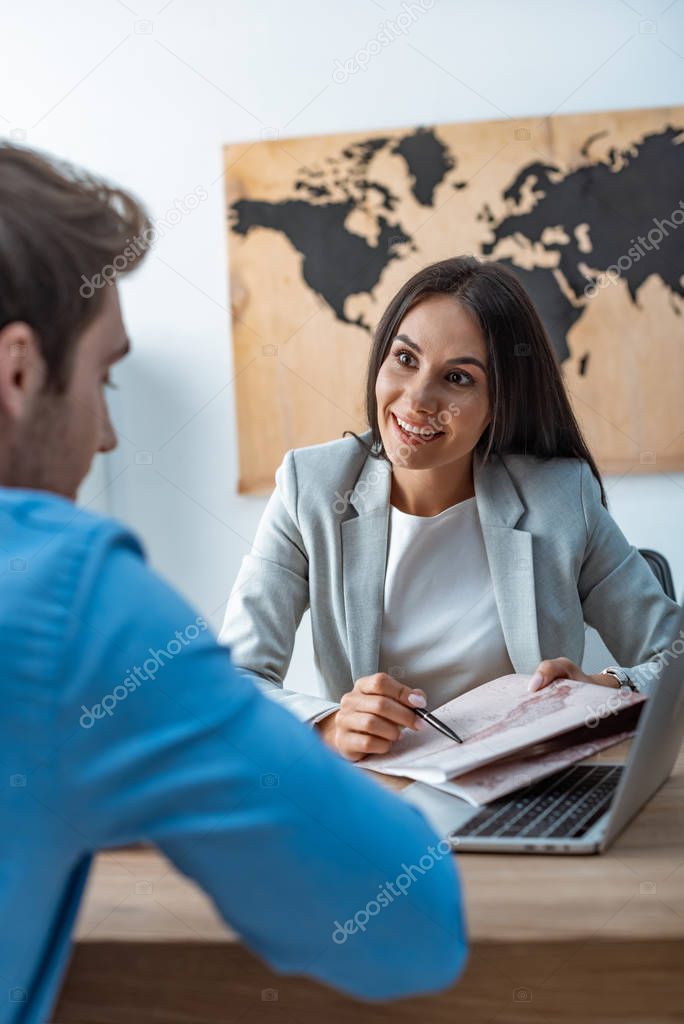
[448,370,473,386]
[392,347,474,385]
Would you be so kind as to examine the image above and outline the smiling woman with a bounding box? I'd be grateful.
[220,255,680,764]
[350,256,607,518]
[375,296,492,515]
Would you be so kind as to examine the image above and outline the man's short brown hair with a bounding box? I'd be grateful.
[0,144,151,390]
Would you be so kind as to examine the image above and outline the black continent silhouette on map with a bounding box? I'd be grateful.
[230,124,684,364]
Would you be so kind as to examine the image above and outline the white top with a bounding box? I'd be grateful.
[378,497,515,707]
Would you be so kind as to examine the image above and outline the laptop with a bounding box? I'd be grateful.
[401,622,684,854]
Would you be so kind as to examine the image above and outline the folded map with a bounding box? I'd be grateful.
[431,720,638,805]
[360,674,646,798]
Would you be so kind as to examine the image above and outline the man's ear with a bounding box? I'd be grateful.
[0,322,46,421]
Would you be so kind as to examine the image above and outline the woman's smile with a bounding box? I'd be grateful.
[390,410,445,446]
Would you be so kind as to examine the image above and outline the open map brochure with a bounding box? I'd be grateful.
[359,673,646,806]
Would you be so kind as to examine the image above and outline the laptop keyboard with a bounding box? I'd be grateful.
[452,764,623,841]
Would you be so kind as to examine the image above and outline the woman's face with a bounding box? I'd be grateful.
[375,293,491,472]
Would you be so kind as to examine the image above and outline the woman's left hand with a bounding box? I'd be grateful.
[528,657,620,693]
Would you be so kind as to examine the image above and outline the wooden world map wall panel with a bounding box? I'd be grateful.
[224,106,684,494]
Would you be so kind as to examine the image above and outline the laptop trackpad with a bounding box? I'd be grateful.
[400,781,477,838]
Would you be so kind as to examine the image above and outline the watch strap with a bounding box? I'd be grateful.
[602,666,638,692]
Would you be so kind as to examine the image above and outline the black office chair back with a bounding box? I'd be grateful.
[638,549,677,602]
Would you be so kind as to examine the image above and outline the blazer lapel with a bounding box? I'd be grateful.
[341,455,392,683]
[472,448,543,672]
[340,445,543,684]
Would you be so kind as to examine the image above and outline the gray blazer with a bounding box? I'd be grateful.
[220,431,681,722]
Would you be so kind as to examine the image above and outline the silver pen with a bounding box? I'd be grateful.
[413,706,463,744]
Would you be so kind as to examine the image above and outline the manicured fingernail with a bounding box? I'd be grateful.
[408,692,427,707]
[528,672,543,692]
[415,717,427,730]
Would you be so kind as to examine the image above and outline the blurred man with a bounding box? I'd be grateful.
[0,144,467,1023]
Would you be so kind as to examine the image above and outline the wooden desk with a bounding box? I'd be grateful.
[55,741,684,1023]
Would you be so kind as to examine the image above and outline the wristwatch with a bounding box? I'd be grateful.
[601,666,639,692]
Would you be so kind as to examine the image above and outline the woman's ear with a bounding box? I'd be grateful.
[0,322,45,421]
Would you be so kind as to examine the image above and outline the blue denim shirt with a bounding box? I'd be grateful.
[0,489,467,1022]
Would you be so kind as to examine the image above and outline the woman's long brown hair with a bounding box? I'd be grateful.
[347,255,607,508]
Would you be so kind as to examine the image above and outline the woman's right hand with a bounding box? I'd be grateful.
[316,672,427,762]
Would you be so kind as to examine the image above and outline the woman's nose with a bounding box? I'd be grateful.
[405,382,438,414]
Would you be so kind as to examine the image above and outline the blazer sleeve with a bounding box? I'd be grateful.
[219,450,341,724]
[578,460,682,693]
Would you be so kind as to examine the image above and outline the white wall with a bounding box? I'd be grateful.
[3,0,683,688]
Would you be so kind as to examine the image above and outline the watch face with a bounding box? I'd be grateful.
[604,668,635,690]
[614,671,637,692]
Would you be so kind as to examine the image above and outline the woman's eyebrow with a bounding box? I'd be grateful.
[395,333,486,372]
